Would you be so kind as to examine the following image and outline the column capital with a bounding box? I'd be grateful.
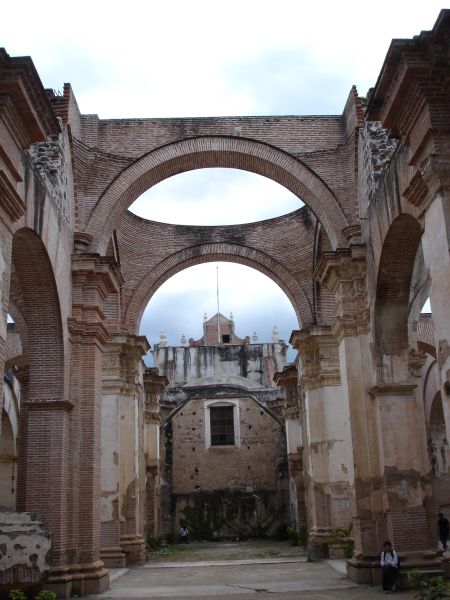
[314,246,369,340]
[102,334,150,396]
[290,326,340,391]
[404,154,450,215]
[71,254,124,346]
[143,367,168,424]
[274,364,299,418]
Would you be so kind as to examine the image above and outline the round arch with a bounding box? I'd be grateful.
[374,214,423,355]
[11,227,65,402]
[86,136,349,253]
[125,243,312,334]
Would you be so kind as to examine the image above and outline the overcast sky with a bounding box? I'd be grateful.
[1,1,440,361]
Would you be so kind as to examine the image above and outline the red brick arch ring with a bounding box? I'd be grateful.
[125,243,314,334]
[86,136,349,254]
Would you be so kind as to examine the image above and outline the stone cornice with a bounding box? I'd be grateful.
[0,48,60,145]
[72,254,124,296]
[366,11,450,124]
[273,364,297,386]
[68,317,110,345]
[365,11,450,172]
[404,154,450,215]
[368,384,417,397]
[25,399,74,412]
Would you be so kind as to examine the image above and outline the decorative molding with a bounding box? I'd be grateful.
[291,326,341,391]
[0,49,60,145]
[25,398,74,412]
[314,246,369,341]
[408,349,428,377]
[404,154,450,215]
[368,384,417,397]
[0,170,26,221]
[438,339,450,369]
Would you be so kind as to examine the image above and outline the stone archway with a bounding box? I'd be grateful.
[11,228,65,403]
[374,213,423,356]
[85,136,349,253]
[125,242,312,334]
[9,227,70,566]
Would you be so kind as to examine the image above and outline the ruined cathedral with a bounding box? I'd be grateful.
[0,10,449,597]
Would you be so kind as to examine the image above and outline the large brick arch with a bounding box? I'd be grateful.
[11,228,65,401]
[125,243,312,334]
[86,136,348,253]
[375,214,423,355]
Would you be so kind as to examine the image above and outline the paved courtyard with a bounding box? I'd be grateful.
[87,541,416,599]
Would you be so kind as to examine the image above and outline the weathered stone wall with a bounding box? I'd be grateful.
[154,341,287,390]
[0,512,51,588]
[162,394,288,539]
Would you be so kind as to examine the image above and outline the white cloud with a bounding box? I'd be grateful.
[1,0,444,117]
[141,262,299,364]
[1,0,443,359]
[129,168,303,225]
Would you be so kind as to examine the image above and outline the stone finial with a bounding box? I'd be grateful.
[204,313,208,321]
[180,334,188,347]
[272,325,280,343]
[230,312,234,321]
[159,330,168,348]
[252,331,258,343]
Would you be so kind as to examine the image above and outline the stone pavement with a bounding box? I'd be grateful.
[87,541,417,599]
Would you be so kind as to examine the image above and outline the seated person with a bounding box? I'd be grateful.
[380,540,399,594]
[178,525,190,543]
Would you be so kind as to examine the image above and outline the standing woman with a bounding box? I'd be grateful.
[380,540,399,593]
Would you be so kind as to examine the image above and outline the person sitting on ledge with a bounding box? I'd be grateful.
[178,524,190,544]
[380,540,399,594]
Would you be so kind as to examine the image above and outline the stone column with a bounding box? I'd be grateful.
[100,341,124,568]
[408,160,450,437]
[143,368,168,538]
[50,252,123,597]
[316,244,438,583]
[99,333,149,566]
[274,364,306,535]
[290,326,352,558]
[118,336,149,564]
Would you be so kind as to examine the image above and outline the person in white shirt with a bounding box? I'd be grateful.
[380,540,399,593]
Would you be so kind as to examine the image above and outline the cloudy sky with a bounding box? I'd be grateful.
[1,0,439,360]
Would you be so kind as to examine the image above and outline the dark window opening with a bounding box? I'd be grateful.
[210,406,234,446]
[222,334,230,344]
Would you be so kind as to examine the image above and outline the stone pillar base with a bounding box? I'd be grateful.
[100,546,127,568]
[46,561,110,598]
[307,529,330,560]
[120,534,146,564]
[347,550,445,588]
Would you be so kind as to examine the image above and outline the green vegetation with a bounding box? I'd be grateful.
[8,591,27,600]
[146,534,191,560]
[407,570,450,600]
[326,522,354,558]
[178,489,283,540]
[8,590,57,600]
[35,592,57,600]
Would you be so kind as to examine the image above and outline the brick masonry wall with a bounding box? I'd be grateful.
[118,205,319,330]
